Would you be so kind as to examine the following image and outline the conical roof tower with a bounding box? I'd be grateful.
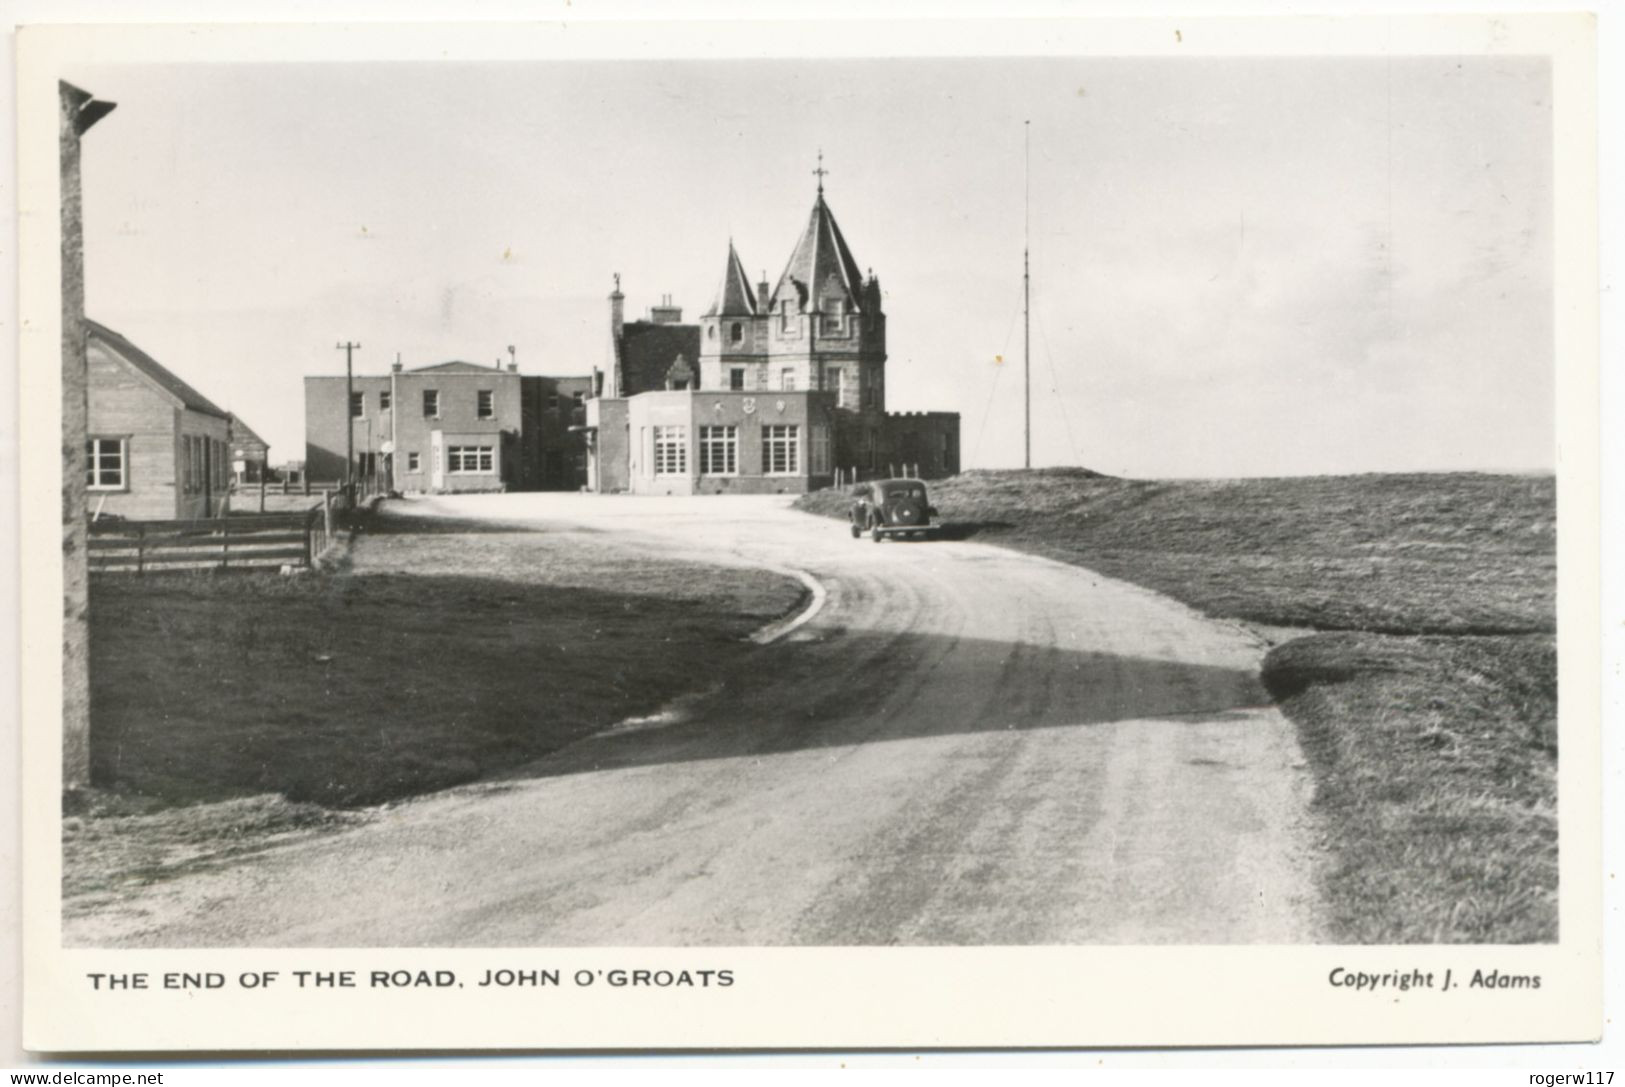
[768,191,866,316]
[704,240,759,318]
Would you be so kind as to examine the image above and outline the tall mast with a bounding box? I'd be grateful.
[1023,120,1031,470]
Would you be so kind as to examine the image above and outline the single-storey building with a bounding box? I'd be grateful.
[228,414,271,487]
[589,389,837,496]
[85,319,232,521]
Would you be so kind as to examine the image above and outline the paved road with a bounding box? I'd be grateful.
[70,494,1323,946]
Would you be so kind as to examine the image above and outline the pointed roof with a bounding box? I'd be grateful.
[704,241,759,317]
[85,319,229,419]
[227,413,269,452]
[769,194,866,314]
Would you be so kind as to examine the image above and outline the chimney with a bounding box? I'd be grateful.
[649,292,683,325]
[610,273,625,340]
[757,271,770,312]
[391,352,403,373]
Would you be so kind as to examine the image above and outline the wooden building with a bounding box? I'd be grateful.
[228,414,271,487]
[85,320,232,521]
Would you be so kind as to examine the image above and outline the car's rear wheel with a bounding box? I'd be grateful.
[849,521,861,539]
[871,520,884,543]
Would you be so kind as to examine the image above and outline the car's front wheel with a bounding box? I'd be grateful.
[849,521,861,539]
[871,519,884,543]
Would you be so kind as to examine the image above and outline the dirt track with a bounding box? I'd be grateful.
[67,494,1323,946]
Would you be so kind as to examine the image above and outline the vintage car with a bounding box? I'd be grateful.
[848,479,940,541]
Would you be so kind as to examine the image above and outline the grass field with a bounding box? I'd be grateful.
[798,469,1558,942]
[800,470,1553,634]
[85,505,804,811]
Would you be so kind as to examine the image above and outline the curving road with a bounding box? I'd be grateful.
[69,494,1323,946]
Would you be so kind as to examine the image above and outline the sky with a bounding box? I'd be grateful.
[68,56,1554,477]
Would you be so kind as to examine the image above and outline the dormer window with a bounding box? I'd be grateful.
[779,299,795,332]
[821,299,847,336]
[730,322,743,344]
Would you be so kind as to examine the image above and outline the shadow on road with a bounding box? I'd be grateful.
[504,621,1268,784]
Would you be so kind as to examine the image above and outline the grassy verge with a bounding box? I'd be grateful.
[86,503,805,811]
[798,470,1557,941]
[1261,633,1556,942]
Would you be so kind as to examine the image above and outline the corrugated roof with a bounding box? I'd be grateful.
[85,319,229,419]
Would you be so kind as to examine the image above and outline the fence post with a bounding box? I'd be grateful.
[260,471,268,512]
[135,523,144,576]
[303,473,310,497]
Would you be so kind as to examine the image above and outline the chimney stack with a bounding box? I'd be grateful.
[391,352,403,373]
[757,271,770,312]
[649,292,683,325]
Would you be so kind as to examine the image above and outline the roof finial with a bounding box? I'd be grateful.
[813,148,828,195]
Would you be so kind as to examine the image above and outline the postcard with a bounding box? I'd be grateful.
[14,12,1601,1052]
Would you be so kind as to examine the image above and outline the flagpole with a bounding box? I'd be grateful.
[1023,120,1031,471]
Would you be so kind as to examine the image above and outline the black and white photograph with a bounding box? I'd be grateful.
[12,10,1605,1055]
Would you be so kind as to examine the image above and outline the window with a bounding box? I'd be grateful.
[477,390,494,419]
[729,322,743,344]
[407,452,421,472]
[446,445,494,474]
[779,299,795,332]
[181,436,196,493]
[821,301,846,336]
[699,425,737,475]
[780,368,796,391]
[380,390,391,412]
[350,391,364,417]
[653,426,687,476]
[572,391,585,405]
[423,389,440,418]
[86,437,125,490]
[729,368,746,391]
[825,366,849,406]
[810,425,831,475]
[763,424,799,475]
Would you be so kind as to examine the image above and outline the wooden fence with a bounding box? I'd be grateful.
[89,493,345,574]
[833,464,921,489]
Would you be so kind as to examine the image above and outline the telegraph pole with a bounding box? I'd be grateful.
[1023,120,1031,471]
[337,341,361,498]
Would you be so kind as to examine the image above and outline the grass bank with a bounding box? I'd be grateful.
[797,470,1557,942]
[86,502,805,811]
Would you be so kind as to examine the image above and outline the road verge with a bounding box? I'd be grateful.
[795,469,1557,942]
